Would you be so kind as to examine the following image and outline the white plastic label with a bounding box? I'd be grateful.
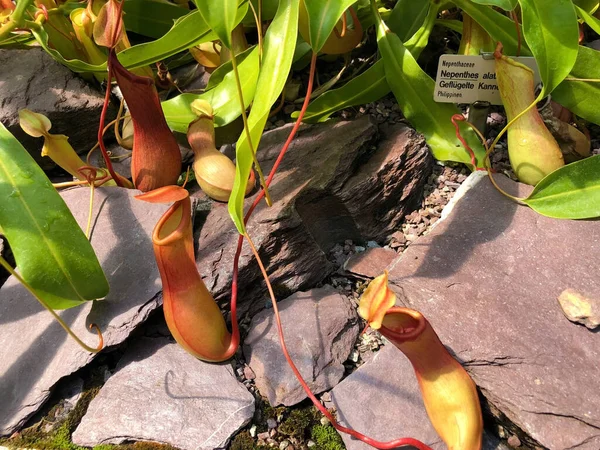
[434,54,540,105]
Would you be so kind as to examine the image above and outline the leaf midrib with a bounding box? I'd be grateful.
[0,147,84,302]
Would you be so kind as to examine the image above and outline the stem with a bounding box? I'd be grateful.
[0,0,35,38]
[510,9,521,57]
[0,255,103,353]
[248,0,262,66]
[231,51,430,449]
[230,37,273,206]
[97,64,125,187]
[243,234,432,450]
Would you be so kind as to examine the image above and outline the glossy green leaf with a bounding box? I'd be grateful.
[0,123,109,309]
[32,10,217,72]
[576,5,600,34]
[162,46,260,133]
[518,0,578,96]
[300,3,437,123]
[387,0,429,41]
[206,45,256,90]
[122,0,187,39]
[300,60,388,123]
[554,46,600,125]
[303,0,357,52]
[195,0,240,49]
[470,0,517,11]
[373,7,485,168]
[452,0,529,56]
[523,155,600,219]
[228,0,300,234]
[118,10,217,69]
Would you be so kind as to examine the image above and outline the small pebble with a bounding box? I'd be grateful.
[320,417,330,426]
[249,424,257,437]
[354,246,366,253]
[366,240,379,248]
[267,418,278,429]
[258,431,270,440]
[307,440,316,447]
[243,365,256,380]
[275,119,286,127]
[280,440,290,450]
[283,104,295,115]
[321,391,331,402]
[507,435,521,447]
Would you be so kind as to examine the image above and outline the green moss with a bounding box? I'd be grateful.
[311,424,345,450]
[278,408,319,438]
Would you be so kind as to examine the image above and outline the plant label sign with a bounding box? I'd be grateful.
[433,55,540,105]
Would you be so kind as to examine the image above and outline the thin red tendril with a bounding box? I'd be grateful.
[97,0,128,187]
[510,10,521,57]
[451,113,485,170]
[230,52,432,450]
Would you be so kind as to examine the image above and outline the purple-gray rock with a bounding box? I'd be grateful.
[196,118,432,316]
[244,287,359,406]
[0,187,167,436]
[72,337,254,450]
[330,344,509,450]
[386,172,600,450]
[0,48,114,164]
[343,247,397,279]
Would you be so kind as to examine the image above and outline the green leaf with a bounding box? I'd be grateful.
[195,0,240,49]
[523,155,600,219]
[387,0,429,41]
[300,59,388,123]
[372,7,485,168]
[518,0,579,96]
[118,10,217,70]
[122,0,187,39]
[452,0,529,56]
[162,46,260,133]
[0,123,109,309]
[302,0,357,52]
[300,3,438,125]
[205,45,256,90]
[32,10,217,72]
[228,0,300,234]
[576,5,600,34]
[470,0,518,11]
[554,45,600,125]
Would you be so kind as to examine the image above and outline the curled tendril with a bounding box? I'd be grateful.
[35,4,49,21]
[0,255,105,354]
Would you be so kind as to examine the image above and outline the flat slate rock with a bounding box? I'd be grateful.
[0,48,114,165]
[72,337,254,450]
[343,247,397,279]
[196,118,432,316]
[0,187,168,436]
[244,286,359,406]
[386,172,600,450]
[330,344,509,450]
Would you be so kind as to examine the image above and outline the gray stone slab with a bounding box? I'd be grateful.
[244,287,359,406]
[0,187,168,435]
[386,172,600,450]
[72,337,254,450]
[331,344,509,450]
[0,48,115,165]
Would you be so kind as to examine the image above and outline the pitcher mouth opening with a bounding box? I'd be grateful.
[379,307,427,342]
[153,198,190,246]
